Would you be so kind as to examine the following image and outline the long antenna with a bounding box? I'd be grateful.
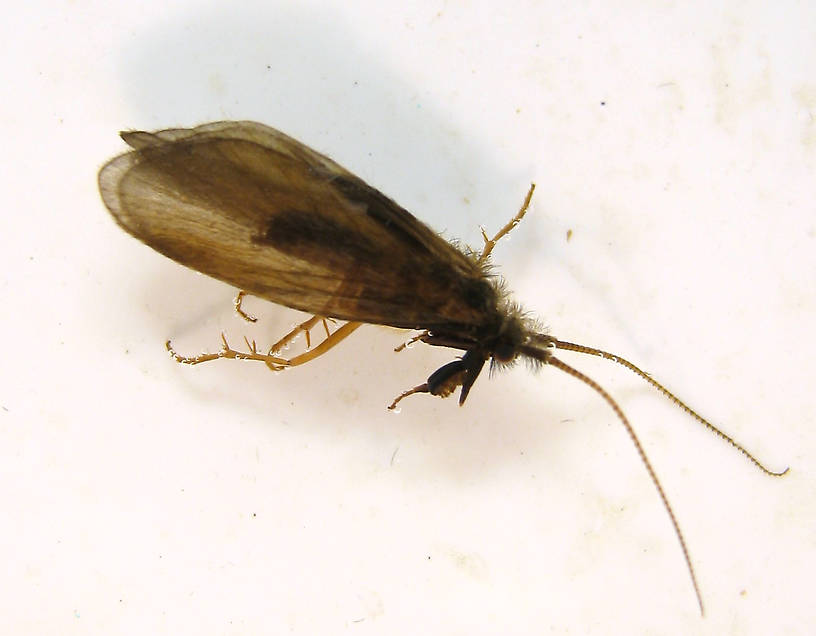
[522,345,705,615]
[551,339,789,477]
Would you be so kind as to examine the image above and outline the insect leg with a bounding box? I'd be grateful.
[476,183,536,264]
[234,290,258,323]
[278,321,362,368]
[388,350,486,409]
[166,317,361,372]
[234,294,336,345]
[234,294,343,354]
[388,359,465,410]
[394,331,430,353]
[266,315,327,354]
[166,333,289,368]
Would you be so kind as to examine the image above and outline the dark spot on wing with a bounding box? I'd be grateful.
[253,209,378,262]
[331,176,432,254]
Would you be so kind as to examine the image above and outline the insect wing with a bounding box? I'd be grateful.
[99,122,496,331]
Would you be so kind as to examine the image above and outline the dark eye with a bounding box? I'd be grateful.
[493,343,516,363]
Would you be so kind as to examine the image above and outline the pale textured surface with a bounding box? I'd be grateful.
[1,1,814,634]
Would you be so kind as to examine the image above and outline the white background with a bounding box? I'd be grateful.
[2,1,814,633]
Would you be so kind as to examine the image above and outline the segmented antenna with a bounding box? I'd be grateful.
[551,339,789,477]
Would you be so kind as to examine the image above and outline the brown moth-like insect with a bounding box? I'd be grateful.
[99,121,787,615]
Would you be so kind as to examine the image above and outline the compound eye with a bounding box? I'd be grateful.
[493,343,516,363]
